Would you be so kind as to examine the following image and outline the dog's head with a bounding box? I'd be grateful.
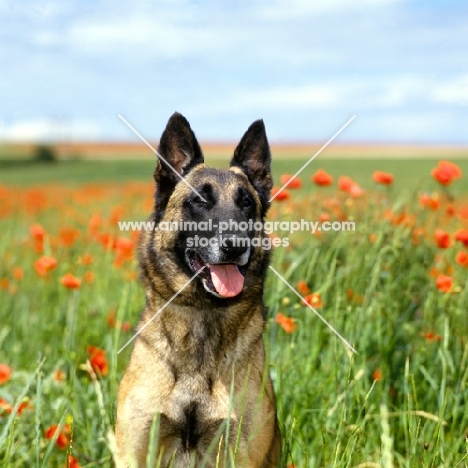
[142,112,273,301]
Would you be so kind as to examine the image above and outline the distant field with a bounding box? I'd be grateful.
[1,158,468,197]
[1,141,468,161]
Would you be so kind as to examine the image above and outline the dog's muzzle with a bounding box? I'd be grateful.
[185,234,251,298]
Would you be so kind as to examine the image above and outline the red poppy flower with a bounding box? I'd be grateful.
[460,204,468,220]
[431,160,462,186]
[296,280,310,295]
[446,204,455,216]
[65,455,81,468]
[369,233,377,244]
[59,228,80,247]
[390,212,414,227]
[17,401,33,416]
[429,266,439,278]
[0,363,11,385]
[270,187,290,201]
[87,346,108,376]
[434,229,451,249]
[372,369,382,381]
[302,293,323,308]
[279,174,302,189]
[30,223,45,251]
[275,313,297,334]
[83,271,94,283]
[349,183,364,198]
[454,229,468,247]
[338,176,363,197]
[126,271,138,281]
[455,250,468,268]
[34,256,58,276]
[412,228,426,246]
[79,253,93,265]
[88,212,102,234]
[436,274,453,293]
[420,331,442,343]
[29,223,45,242]
[30,223,45,240]
[338,176,354,192]
[312,169,333,186]
[319,212,331,222]
[107,308,117,328]
[373,171,394,185]
[419,193,439,210]
[0,398,12,415]
[113,237,134,267]
[98,233,114,250]
[53,370,66,382]
[45,424,70,449]
[110,205,125,224]
[121,322,132,333]
[12,267,24,280]
[114,237,134,255]
[60,273,81,289]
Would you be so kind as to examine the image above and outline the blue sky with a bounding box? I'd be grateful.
[0,0,467,144]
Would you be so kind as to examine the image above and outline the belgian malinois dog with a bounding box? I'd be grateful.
[115,113,281,467]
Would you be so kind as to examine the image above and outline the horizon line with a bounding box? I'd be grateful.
[2,140,468,149]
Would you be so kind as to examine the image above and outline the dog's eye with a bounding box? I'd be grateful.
[242,197,253,208]
[192,195,207,206]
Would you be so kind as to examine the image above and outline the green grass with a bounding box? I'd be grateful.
[0,157,467,467]
[2,158,468,197]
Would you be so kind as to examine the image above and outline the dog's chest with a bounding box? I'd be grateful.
[159,373,235,451]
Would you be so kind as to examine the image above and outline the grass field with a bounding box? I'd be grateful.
[0,156,467,467]
[2,158,468,196]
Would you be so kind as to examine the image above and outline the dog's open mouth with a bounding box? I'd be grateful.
[187,252,247,298]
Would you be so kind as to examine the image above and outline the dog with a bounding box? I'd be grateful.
[115,112,281,467]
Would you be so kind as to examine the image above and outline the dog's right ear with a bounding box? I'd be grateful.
[154,112,204,219]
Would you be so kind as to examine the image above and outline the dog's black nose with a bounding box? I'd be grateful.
[220,235,249,257]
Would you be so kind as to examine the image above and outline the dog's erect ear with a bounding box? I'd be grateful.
[230,119,273,216]
[154,112,204,219]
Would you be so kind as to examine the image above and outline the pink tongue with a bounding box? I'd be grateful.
[209,264,244,298]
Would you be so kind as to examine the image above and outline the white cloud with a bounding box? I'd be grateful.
[194,75,459,116]
[70,17,160,47]
[232,85,340,111]
[0,118,102,142]
[66,9,234,58]
[256,0,405,19]
[360,109,466,142]
[33,30,60,46]
[431,75,468,106]
[0,119,56,141]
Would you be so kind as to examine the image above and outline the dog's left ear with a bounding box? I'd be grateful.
[230,119,273,216]
[154,112,204,219]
